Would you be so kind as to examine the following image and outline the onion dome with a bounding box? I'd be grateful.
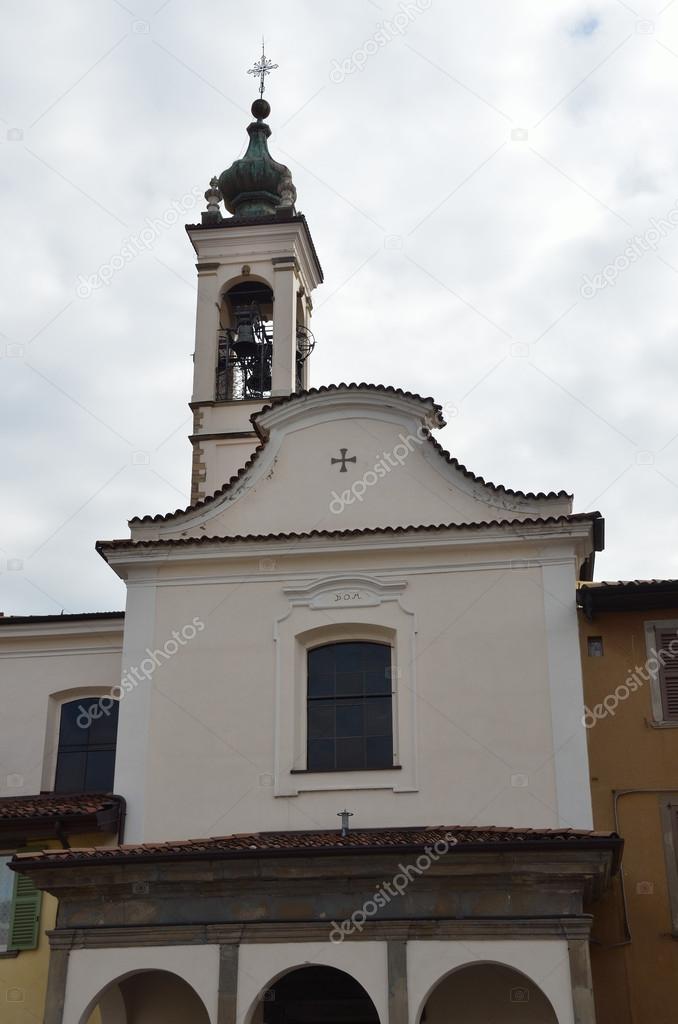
[218,99,297,219]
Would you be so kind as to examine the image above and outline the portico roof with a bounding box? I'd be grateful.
[0,793,124,842]
[12,823,622,871]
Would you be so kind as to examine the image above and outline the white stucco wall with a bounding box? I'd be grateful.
[0,620,123,797]
[106,528,589,844]
[0,393,593,850]
[64,938,574,1024]
[134,400,573,543]
[65,945,220,1024]
[407,939,574,1024]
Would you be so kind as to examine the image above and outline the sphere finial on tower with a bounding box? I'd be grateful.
[216,43,297,220]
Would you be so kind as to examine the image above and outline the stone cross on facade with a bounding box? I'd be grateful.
[331,449,356,473]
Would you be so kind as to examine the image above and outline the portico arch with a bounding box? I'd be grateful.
[245,964,382,1024]
[417,961,559,1024]
[80,968,211,1024]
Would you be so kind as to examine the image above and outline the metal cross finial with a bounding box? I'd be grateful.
[338,809,353,837]
[248,39,279,98]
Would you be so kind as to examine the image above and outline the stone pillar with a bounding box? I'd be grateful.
[568,939,597,1024]
[43,948,69,1024]
[387,940,408,1024]
[271,257,297,396]
[217,943,239,1024]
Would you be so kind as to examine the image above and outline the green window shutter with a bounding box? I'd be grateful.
[8,870,42,951]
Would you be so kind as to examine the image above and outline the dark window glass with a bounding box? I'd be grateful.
[54,698,119,793]
[307,642,393,771]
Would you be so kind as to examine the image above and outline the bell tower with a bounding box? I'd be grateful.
[187,53,323,503]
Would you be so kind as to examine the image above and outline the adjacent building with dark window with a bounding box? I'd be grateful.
[578,580,678,1024]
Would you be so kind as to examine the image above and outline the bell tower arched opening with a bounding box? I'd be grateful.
[217,280,274,401]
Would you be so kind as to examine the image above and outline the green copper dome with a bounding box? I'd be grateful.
[218,99,296,219]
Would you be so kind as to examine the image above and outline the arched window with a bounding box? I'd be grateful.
[307,642,393,771]
[54,697,119,793]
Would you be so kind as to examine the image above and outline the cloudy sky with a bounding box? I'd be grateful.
[1,0,677,615]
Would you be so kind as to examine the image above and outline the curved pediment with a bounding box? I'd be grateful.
[128,384,572,542]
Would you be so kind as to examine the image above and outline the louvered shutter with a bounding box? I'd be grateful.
[655,627,678,720]
[8,869,42,951]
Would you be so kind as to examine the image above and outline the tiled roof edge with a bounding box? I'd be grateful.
[99,513,602,559]
[128,384,568,526]
[0,611,124,627]
[11,824,622,869]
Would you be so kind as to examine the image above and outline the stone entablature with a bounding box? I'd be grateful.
[15,834,617,1024]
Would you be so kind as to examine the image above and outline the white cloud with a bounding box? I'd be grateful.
[2,0,678,613]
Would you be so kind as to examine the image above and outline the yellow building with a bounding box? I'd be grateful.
[578,580,678,1023]
[0,793,123,1023]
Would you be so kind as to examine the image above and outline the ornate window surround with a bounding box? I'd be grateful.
[273,575,418,796]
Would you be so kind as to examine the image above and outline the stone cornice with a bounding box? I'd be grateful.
[48,915,594,949]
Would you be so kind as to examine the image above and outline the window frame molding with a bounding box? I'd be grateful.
[273,575,418,796]
[644,619,678,726]
[42,688,120,793]
[303,632,396,774]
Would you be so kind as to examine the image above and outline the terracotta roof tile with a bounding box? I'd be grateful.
[0,793,121,822]
[128,384,569,527]
[426,437,571,500]
[99,513,602,560]
[253,382,443,425]
[129,384,441,525]
[0,611,124,627]
[577,578,678,613]
[580,579,678,589]
[12,824,621,869]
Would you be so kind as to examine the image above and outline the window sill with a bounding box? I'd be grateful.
[646,719,678,729]
[0,951,19,959]
[291,765,402,775]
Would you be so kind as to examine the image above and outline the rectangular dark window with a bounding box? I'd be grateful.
[655,628,678,721]
[54,698,119,793]
[587,636,604,657]
[307,642,393,772]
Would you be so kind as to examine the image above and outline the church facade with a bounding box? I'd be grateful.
[2,84,619,1024]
